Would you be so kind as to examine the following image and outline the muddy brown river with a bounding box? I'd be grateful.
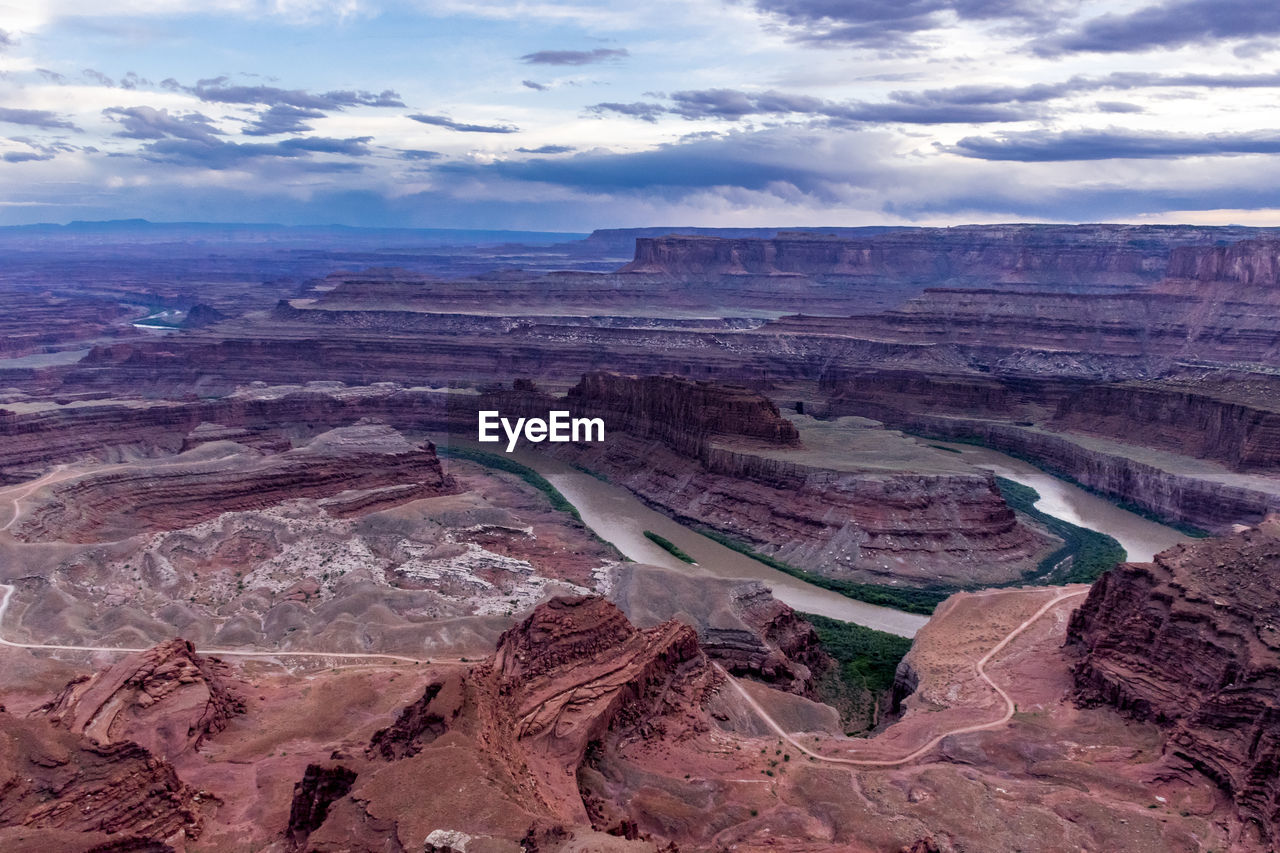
[510,443,1191,639]
[933,442,1191,563]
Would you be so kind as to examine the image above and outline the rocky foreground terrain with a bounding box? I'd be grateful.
[1070,516,1280,849]
[2,559,1267,851]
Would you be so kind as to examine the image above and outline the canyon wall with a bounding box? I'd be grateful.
[1049,382,1280,472]
[846,408,1280,531]
[541,373,1048,586]
[1163,237,1280,291]
[620,224,1273,283]
[1069,518,1280,847]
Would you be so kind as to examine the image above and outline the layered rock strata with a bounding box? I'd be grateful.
[611,564,833,698]
[543,373,1047,585]
[38,639,245,759]
[12,423,455,543]
[619,224,1258,283]
[1069,518,1280,845]
[0,709,203,845]
[473,595,719,824]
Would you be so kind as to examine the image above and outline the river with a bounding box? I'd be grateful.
[932,442,1191,563]
[509,443,1191,640]
[511,450,931,637]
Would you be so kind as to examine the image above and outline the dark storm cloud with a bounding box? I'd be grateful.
[3,151,54,163]
[890,70,1280,109]
[1096,101,1144,113]
[747,0,1064,48]
[192,82,405,110]
[242,104,327,136]
[519,48,628,65]
[408,114,519,133]
[82,68,115,87]
[1037,0,1280,55]
[586,102,669,122]
[522,80,549,91]
[950,128,1280,161]
[589,89,1035,124]
[435,129,874,197]
[0,108,79,131]
[138,135,373,169]
[517,144,575,154]
[104,106,222,141]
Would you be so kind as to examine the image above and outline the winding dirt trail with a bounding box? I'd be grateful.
[717,586,1090,767]
[0,465,80,532]
[0,583,465,666]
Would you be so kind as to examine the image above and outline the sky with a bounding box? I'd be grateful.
[2,0,1280,229]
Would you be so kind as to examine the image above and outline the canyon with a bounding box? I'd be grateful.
[3,220,1279,850]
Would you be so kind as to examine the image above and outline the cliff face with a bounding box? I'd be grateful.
[1068,518,1280,846]
[855,408,1280,531]
[566,370,800,453]
[1164,237,1280,291]
[619,225,1253,283]
[1050,382,1280,472]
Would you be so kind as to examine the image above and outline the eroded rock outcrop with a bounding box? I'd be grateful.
[285,764,358,849]
[38,638,245,759]
[612,564,832,697]
[1069,517,1280,845]
[366,672,465,761]
[473,595,720,824]
[0,708,202,845]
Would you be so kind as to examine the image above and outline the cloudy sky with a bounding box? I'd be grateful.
[2,0,1280,229]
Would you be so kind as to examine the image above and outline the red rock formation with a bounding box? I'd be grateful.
[473,595,720,824]
[611,565,832,698]
[285,764,357,849]
[38,639,244,759]
[733,582,833,694]
[1069,517,1280,846]
[12,423,456,543]
[0,709,202,845]
[366,672,465,761]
